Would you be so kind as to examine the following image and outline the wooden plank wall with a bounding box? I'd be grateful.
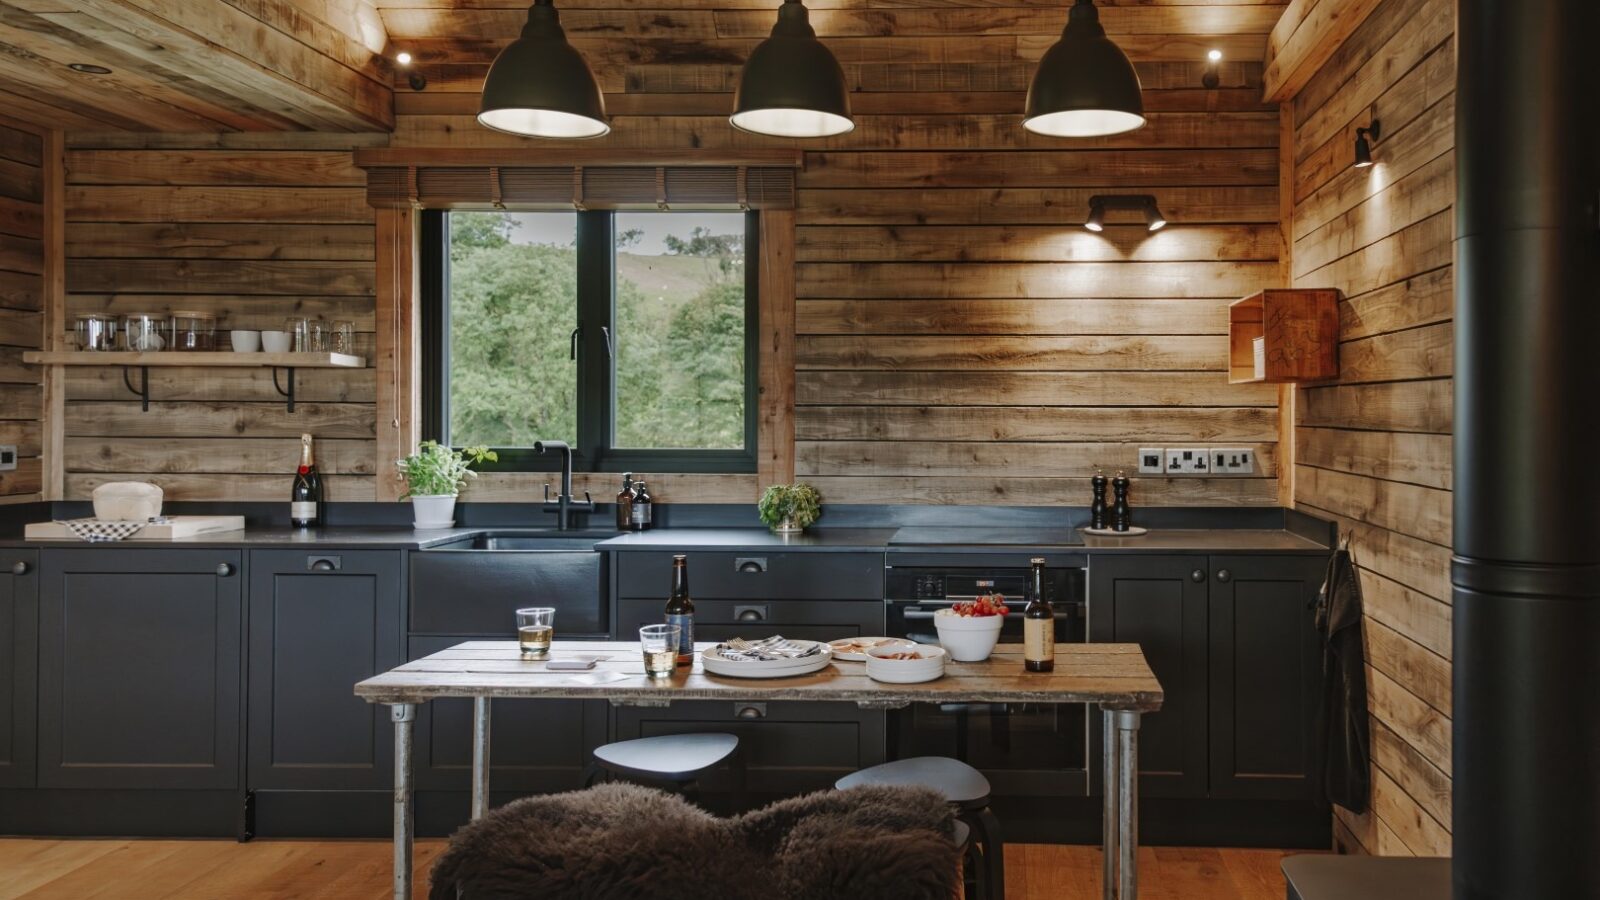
[60,134,384,502]
[1287,0,1454,856]
[395,5,1286,506]
[0,121,44,501]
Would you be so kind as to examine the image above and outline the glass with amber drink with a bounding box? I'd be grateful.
[516,607,555,657]
[640,624,680,678]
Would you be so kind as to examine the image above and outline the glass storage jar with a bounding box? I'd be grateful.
[122,313,168,352]
[73,313,118,352]
[169,311,218,352]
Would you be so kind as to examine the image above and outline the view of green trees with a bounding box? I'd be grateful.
[447,211,747,451]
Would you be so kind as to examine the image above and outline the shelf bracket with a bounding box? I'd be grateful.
[121,365,150,412]
[271,367,297,413]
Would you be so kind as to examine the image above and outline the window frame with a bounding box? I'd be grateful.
[420,207,760,475]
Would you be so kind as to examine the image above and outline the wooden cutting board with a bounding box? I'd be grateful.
[25,515,247,541]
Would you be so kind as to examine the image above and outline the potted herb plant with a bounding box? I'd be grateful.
[757,483,822,535]
[396,441,497,528]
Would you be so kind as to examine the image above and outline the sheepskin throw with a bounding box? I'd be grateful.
[429,782,960,900]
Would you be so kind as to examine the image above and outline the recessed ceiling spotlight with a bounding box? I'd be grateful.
[68,63,112,75]
[1207,49,1223,63]
[395,51,413,66]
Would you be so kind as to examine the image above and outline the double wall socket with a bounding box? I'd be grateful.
[1137,447,1254,476]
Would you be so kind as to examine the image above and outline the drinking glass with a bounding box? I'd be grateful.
[285,317,309,352]
[516,607,555,657]
[307,319,330,352]
[331,320,355,355]
[640,624,680,678]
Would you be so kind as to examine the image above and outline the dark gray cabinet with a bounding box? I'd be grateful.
[37,549,243,790]
[1089,554,1211,798]
[0,549,37,789]
[248,550,404,791]
[409,636,608,793]
[1207,555,1323,801]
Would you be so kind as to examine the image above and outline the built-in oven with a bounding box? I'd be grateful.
[884,551,1091,797]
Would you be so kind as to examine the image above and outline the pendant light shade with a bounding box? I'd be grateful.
[731,0,853,138]
[477,0,609,139]
[1024,0,1145,138]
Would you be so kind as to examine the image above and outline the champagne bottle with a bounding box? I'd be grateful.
[290,433,323,529]
[664,555,695,665]
[615,472,635,531]
[1023,557,1055,673]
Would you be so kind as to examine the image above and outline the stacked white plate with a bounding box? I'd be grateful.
[865,644,946,684]
[701,640,833,679]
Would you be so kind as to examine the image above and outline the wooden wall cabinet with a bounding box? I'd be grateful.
[1228,289,1341,384]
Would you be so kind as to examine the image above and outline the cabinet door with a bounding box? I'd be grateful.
[1208,555,1323,800]
[0,549,38,788]
[248,551,403,791]
[1088,554,1209,798]
[410,636,608,794]
[38,549,243,790]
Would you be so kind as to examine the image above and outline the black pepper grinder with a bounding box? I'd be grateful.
[1090,471,1108,530]
[1111,471,1132,532]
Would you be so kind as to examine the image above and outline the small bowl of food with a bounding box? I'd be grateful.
[934,594,1008,662]
[865,644,946,684]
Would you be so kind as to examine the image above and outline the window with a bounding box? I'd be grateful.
[422,209,758,473]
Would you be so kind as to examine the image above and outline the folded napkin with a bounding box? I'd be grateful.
[714,636,823,662]
[54,517,169,542]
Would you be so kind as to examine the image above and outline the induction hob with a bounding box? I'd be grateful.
[886,526,1084,548]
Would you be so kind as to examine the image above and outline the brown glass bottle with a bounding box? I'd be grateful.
[664,554,695,665]
[1023,557,1055,672]
[615,473,634,531]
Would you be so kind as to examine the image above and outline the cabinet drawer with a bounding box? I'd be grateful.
[617,598,884,644]
[613,701,885,798]
[617,552,882,601]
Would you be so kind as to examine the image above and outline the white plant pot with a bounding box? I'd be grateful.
[410,494,457,529]
[934,613,1005,662]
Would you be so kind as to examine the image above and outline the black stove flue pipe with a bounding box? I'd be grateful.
[1454,1,1600,897]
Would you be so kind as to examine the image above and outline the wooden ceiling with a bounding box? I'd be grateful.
[0,0,1289,135]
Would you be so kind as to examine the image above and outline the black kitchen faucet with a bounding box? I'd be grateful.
[534,440,594,531]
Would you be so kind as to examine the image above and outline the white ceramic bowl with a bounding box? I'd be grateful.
[231,330,261,352]
[261,330,293,353]
[933,610,1005,662]
[865,644,945,684]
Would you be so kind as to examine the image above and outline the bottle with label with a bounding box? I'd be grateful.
[615,473,635,531]
[631,480,654,531]
[290,433,323,529]
[664,554,695,665]
[1023,557,1055,672]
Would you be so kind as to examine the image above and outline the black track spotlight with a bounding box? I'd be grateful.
[1354,121,1381,169]
[1085,195,1167,233]
[1085,198,1106,232]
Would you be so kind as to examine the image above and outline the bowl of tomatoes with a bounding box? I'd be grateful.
[933,593,1008,662]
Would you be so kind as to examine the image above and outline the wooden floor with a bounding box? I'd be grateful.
[0,838,1295,899]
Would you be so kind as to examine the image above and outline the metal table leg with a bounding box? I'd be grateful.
[390,703,416,900]
[1115,710,1142,900]
[1101,707,1120,900]
[471,696,492,821]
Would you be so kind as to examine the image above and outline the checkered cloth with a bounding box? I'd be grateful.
[54,517,169,542]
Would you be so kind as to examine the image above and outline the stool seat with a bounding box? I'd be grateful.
[1281,856,1450,900]
[592,733,739,781]
[836,757,992,810]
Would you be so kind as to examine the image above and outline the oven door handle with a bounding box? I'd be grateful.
[907,632,941,645]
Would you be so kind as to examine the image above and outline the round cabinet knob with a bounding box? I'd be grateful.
[216,563,234,577]
[10,561,27,576]
[1216,569,1232,583]
[736,609,765,622]
[1190,569,1206,583]
[311,560,336,572]
[736,706,764,719]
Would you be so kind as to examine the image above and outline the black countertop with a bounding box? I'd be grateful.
[596,528,900,553]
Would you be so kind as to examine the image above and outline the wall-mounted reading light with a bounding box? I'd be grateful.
[1086,195,1167,233]
[1202,49,1222,89]
[395,51,426,91]
[1353,120,1381,168]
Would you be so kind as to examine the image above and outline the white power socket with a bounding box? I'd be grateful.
[1137,448,1165,474]
[1164,448,1210,475]
[1212,448,1255,475]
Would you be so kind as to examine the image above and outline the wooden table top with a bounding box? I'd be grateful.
[355,641,1164,711]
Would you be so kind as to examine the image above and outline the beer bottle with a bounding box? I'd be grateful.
[1023,557,1055,673]
[664,555,695,666]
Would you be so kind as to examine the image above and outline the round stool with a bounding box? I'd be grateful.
[584,733,743,807]
[838,757,1004,900]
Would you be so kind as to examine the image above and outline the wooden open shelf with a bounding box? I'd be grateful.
[23,351,365,368]
[23,351,366,412]
[1227,289,1340,384]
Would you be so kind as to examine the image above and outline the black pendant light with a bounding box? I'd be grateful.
[731,0,853,138]
[478,0,609,139]
[1024,0,1145,138]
